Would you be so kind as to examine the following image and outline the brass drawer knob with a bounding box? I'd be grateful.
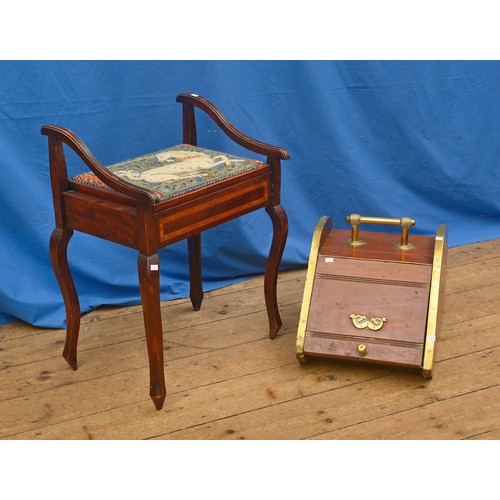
[357,344,368,356]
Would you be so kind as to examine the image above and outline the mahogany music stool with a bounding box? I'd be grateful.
[42,93,289,410]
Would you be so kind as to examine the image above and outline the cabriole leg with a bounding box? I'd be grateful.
[264,204,289,339]
[50,227,80,370]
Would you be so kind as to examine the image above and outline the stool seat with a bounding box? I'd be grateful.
[42,92,289,410]
[70,144,266,204]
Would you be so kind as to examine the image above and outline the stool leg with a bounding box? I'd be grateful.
[138,253,166,410]
[188,234,203,311]
[264,204,289,339]
[49,227,80,370]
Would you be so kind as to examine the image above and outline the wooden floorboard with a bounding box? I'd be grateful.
[1,238,499,440]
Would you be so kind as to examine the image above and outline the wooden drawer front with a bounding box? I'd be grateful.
[306,273,431,344]
[157,174,270,246]
[316,257,432,284]
[303,333,424,368]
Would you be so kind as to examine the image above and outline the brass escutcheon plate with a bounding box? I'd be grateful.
[350,313,387,331]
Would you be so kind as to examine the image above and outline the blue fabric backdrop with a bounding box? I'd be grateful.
[1,60,499,328]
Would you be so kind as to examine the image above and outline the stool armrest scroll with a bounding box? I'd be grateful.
[176,93,290,161]
[41,125,156,204]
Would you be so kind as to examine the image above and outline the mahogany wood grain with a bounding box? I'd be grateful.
[303,334,424,368]
[157,174,270,246]
[49,227,80,370]
[188,235,203,311]
[41,93,289,410]
[62,192,137,248]
[303,226,438,370]
[265,204,288,338]
[322,229,435,264]
[176,94,289,160]
[315,257,432,283]
[42,125,157,204]
[138,253,166,410]
[306,276,431,343]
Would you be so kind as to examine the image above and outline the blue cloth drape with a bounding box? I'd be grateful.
[1,60,498,327]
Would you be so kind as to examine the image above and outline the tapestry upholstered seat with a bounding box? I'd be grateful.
[41,93,289,410]
[70,144,266,203]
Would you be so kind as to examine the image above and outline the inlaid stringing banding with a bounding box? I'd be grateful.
[315,272,430,288]
[308,330,424,349]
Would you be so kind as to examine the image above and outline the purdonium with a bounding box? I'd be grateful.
[296,214,447,377]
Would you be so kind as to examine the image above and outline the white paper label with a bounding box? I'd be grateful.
[325,257,334,263]
[150,264,159,271]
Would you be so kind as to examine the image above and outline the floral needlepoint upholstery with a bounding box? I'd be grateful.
[70,144,265,202]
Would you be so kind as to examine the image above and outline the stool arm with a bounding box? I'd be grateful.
[176,93,290,160]
[41,124,156,203]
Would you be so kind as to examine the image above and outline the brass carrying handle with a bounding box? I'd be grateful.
[346,214,416,250]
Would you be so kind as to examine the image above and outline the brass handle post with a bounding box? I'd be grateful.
[346,214,416,250]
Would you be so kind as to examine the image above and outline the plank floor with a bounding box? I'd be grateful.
[1,239,499,440]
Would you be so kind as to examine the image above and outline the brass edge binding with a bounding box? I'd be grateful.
[296,216,333,364]
[422,224,447,378]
